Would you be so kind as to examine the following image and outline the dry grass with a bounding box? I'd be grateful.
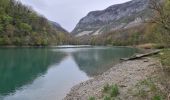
[137,43,164,49]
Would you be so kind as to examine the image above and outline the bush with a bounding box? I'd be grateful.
[159,49,170,72]
[152,95,162,100]
[88,96,95,100]
[110,84,119,97]
[88,84,119,100]
[103,83,110,93]
[103,96,111,100]
[13,37,21,45]
[19,23,32,32]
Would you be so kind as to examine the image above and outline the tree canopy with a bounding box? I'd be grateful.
[0,0,72,46]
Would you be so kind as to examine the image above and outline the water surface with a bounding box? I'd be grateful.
[0,46,138,100]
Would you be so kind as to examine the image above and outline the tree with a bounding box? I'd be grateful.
[1,15,13,26]
[149,0,170,31]
[0,24,3,33]
[0,0,70,46]
[19,23,32,35]
[149,0,170,46]
[6,24,15,37]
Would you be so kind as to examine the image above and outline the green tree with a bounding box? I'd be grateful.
[0,0,70,46]
[6,24,15,37]
[0,24,3,33]
[2,15,13,25]
[19,23,32,32]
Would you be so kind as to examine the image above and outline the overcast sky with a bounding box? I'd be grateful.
[18,0,131,32]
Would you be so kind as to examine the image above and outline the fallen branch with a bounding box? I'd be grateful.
[121,50,160,61]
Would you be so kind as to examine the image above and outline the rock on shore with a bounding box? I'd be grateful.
[64,58,160,100]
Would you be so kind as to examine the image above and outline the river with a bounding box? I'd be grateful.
[0,46,138,100]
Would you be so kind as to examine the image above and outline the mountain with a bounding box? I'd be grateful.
[0,0,71,46]
[72,0,151,37]
[50,21,68,33]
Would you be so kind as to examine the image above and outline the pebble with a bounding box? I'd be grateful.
[64,58,159,100]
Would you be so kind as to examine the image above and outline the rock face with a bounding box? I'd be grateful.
[50,21,68,33]
[72,0,151,36]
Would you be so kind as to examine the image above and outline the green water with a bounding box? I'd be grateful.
[0,46,138,100]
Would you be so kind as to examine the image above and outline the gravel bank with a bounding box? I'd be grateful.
[64,57,160,100]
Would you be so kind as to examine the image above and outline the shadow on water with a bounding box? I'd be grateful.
[72,47,138,77]
[0,48,66,96]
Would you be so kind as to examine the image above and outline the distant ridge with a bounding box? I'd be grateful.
[72,0,151,37]
[50,21,68,33]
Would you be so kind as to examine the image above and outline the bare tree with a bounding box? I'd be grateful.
[149,0,170,31]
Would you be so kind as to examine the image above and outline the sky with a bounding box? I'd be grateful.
[18,0,131,32]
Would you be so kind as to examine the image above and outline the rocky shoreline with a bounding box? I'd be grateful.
[64,57,161,100]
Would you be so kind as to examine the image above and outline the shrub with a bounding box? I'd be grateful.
[152,95,162,100]
[103,83,110,93]
[103,96,111,100]
[110,84,119,97]
[88,96,95,100]
[159,49,170,72]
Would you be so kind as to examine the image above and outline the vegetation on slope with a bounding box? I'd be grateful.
[75,0,170,47]
[86,1,170,99]
[88,84,119,100]
[0,0,73,46]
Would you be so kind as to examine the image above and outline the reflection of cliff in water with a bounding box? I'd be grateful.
[72,47,137,77]
[0,48,66,95]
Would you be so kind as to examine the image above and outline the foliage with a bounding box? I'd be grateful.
[158,49,170,72]
[88,96,95,100]
[76,0,170,46]
[103,96,111,100]
[149,0,170,31]
[148,0,170,46]
[0,0,71,46]
[110,84,119,97]
[102,84,119,99]
[103,83,110,93]
[89,84,119,100]
[130,79,165,100]
[152,95,162,100]
[75,24,150,46]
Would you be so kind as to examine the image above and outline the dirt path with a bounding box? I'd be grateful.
[64,57,160,100]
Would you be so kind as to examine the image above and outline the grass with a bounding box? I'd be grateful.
[137,43,165,49]
[131,78,165,100]
[103,83,110,93]
[140,79,157,92]
[89,84,119,100]
[152,47,170,66]
[102,84,119,99]
[88,96,95,100]
[152,95,162,100]
[154,49,170,72]
[103,96,111,100]
[110,84,119,97]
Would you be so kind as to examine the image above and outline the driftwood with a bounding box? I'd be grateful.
[121,50,160,61]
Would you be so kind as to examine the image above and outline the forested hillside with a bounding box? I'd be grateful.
[0,0,72,46]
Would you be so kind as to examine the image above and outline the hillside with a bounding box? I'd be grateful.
[0,0,70,46]
[72,0,151,37]
[50,21,68,33]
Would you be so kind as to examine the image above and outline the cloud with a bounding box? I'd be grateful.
[18,0,131,32]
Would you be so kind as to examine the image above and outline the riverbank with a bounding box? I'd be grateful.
[64,57,168,100]
[0,45,93,49]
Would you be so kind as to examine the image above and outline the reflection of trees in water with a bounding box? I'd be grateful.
[72,48,137,77]
[0,48,66,95]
